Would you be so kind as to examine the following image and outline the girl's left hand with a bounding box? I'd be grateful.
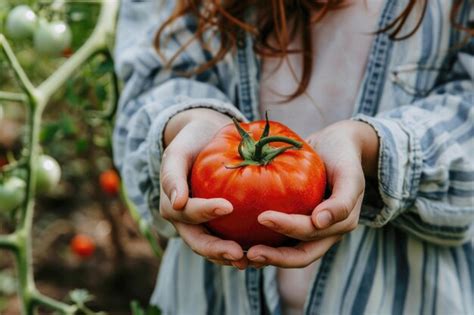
[246,120,379,268]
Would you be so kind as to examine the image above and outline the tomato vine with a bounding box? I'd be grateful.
[0,1,161,314]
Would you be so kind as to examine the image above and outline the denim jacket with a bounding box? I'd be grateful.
[113,0,474,314]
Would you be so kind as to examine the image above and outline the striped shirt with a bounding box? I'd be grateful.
[113,0,474,314]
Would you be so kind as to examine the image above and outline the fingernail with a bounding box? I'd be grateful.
[317,211,333,228]
[250,256,266,263]
[231,261,246,270]
[170,190,177,206]
[223,253,236,261]
[261,220,276,228]
[215,208,232,216]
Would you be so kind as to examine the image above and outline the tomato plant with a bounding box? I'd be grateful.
[0,176,26,213]
[5,5,37,40]
[0,1,125,314]
[99,169,120,196]
[33,20,72,56]
[70,234,96,258]
[191,115,327,248]
[35,154,61,194]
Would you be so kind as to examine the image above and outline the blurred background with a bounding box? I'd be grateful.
[0,1,160,314]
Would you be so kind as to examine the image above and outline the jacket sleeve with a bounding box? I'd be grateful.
[354,41,474,246]
[113,0,246,237]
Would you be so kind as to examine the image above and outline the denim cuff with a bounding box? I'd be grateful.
[352,114,423,227]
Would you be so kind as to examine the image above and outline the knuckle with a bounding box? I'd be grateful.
[339,200,352,219]
[202,239,220,258]
[294,258,312,269]
[307,230,319,241]
[347,219,358,232]
[160,171,175,192]
[160,207,171,221]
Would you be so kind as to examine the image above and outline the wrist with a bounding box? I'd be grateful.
[352,121,379,178]
[164,108,233,147]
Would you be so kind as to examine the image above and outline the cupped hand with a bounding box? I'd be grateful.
[247,120,379,268]
[160,114,249,269]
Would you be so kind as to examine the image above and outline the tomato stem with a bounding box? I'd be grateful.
[228,115,302,168]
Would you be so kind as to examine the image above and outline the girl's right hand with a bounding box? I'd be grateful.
[160,110,249,269]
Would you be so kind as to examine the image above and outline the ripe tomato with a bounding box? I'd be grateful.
[0,156,8,168]
[33,20,72,56]
[191,116,326,248]
[0,177,26,213]
[5,5,37,40]
[99,169,120,196]
[62,47,74,58]
[35,155,61,194]
[70,234,96,258]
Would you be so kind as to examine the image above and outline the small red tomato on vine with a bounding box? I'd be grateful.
[62,47,74,58]
[191,115,327,249]
[99,169,120,196]
[70,234,96,258]
[0,156,8,168]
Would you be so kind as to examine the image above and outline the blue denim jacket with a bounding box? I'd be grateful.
[113,0,474,314]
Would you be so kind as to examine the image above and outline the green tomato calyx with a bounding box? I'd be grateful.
[226,113,302,169]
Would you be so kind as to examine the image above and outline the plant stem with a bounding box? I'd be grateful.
[0,1,120,314]
[0,91,27,102]
[0,35,36,99]
[0,233,19,250]
[31,292,78,315]
[38,0,119,104]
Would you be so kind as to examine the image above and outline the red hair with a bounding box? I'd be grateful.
[155,0,472,99]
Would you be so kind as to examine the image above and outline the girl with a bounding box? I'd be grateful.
[114,0,473,314]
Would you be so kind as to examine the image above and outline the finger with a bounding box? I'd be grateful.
[258,211,316,241]
[248,262,267,269]
[310,195,363,239]
[247,235,341,268]
[161,195,233,224]
[231,258,249,270]
[312,167,364,229]
[175,222,244,261]
[208,259,232,266]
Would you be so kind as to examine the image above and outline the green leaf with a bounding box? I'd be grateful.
[95,59,114,76]
[95,84,107,102]
[69,289,94,305]
[40,122,61,143]
[59,115,77,136]
[66,79,81,107]
[75,138,89,154]
[130,300,161,315]
[130,301,145,315]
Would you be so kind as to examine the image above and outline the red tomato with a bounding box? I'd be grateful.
[70,234,96,258]
[0,156,7,168]
[62,47,73,58]
[99,169,120,196]
[191,116,326,249]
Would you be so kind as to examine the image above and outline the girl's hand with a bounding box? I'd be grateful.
[247,120,379,268]
[160,109,249,269]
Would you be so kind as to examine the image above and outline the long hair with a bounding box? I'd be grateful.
[155,0,472,99]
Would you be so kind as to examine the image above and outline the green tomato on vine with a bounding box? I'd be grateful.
[33,20,72,56]
[35,155,61,194]
[5,5,37,39]
[0,177,26,213]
